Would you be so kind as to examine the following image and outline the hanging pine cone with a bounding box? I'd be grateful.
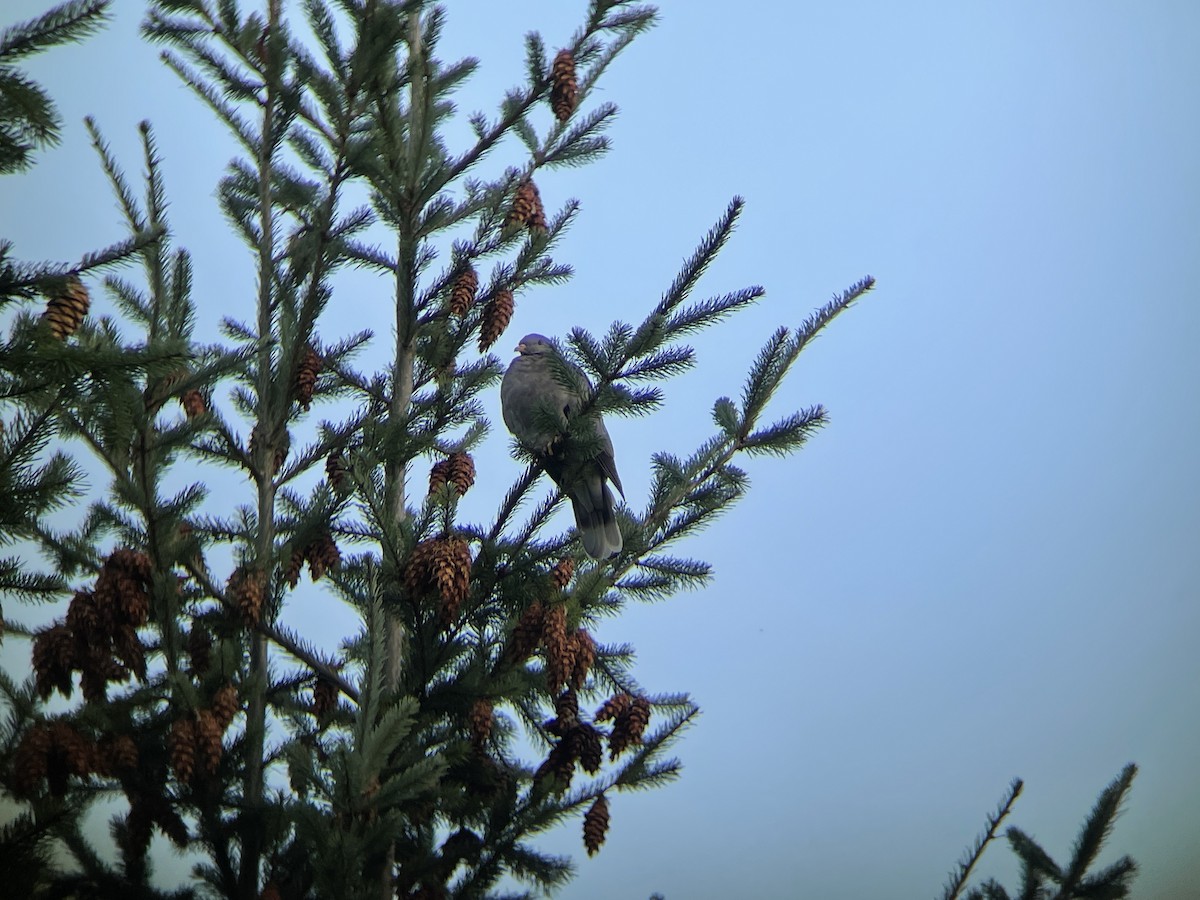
[549,49,578,121]
[187,625,212,677]
[534,738,577,788]
[306,533,341,581]
[98,548,153,627]
[595,691,632,723]
[582,794,610,856]
[505,179,547,232]
[294,343,322,410]
[312,674,338,722]
[11,725,51,796]
[447,451,476,496]
[169,717,197,783]
[478,288,514,352]
[195,710,223,775]
[228,567,265,626]
[568,629,596,690]
[95,733,139,777]
[609,694,651,759]
[469,697,493,748]
[403,536,472,627]
[42,275,90,340]
[181,388,207,419]
[549,556,575,589]
[542,603,574,692]
[429,458,451,494]
[284,544,305,588]
[32,624,76,700]
[546,688,579,737]
[574,723,603,775]
[326,449,349,493]
[507,601,545,663]
[449,264,478,317]
[212,682,240,730]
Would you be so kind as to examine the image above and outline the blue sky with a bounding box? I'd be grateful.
[3,2,1199,897]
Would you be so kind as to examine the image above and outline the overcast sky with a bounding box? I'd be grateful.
[3,2,1199,898]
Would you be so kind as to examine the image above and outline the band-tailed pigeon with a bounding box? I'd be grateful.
[500,333,624,559]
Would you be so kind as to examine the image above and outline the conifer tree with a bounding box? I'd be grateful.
[2,2,878,897]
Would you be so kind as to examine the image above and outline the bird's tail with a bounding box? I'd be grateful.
[570,479,622,560]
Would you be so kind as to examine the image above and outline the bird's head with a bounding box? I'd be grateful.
[515,334,554,356]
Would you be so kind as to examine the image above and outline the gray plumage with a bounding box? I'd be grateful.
[500,333,624,560]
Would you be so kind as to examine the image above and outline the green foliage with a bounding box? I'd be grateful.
[0,0,110,174]
[1,2,879,898]
[944,765,1139,900]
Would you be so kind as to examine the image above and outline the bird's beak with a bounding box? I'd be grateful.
[514,342,525,354]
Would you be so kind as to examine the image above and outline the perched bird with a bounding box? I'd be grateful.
[500,333,624,559]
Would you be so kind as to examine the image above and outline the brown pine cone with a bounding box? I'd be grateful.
[505,180,547,231]
[169,718,197,783]
[534,738,576,788]
[95,734,139,776]
[100,548,153,627]
[11,725,51,796]
[306,533,341,581]
[212,682,240,730]
[428,458,451,494]
[549,49,578,121]
[312,674,338,723]
[181,389,207,418]
[507,601,545,663]
[449,264,478,317]
[541,603,573,692]
[609,694,651,759]
[195,710,223,775]
[568,629,596,690]
[112,624,148,682]
[260,884,282,900]
[326,449,349,492]
[42,275,90,340]
[186,625,212,677]
[446,451,476,496]
[469,697,493,748]
[478,288,514,352]
[228,567,265,626]
[46,721,93,794]
[404,536,471,627]
[574,723,603,775]
[284,544,305,588]
[294,343,322,410]
[594,691,632,723]
[626,695,651,742]
[549,556,575,589]
[582,793,610,856]
[32,624,76,700]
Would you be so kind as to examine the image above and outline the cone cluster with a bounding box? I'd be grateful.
[606,693,651,759]
[306,533,341,581]
[11,719,93,797]
[211,683,240,729]
[294,344,322,410]
[169,703,232,784]
[32,549,152,703]
[542,603,573,691]
[582,794,610,856]
[478,289,515,351]
[429,451,476,497]
[449,264,478,317]
[404,536,472,626]
[550,49,578,121]
[506,180,547,231]
[94,734,139,777]
[42,275,90,340]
